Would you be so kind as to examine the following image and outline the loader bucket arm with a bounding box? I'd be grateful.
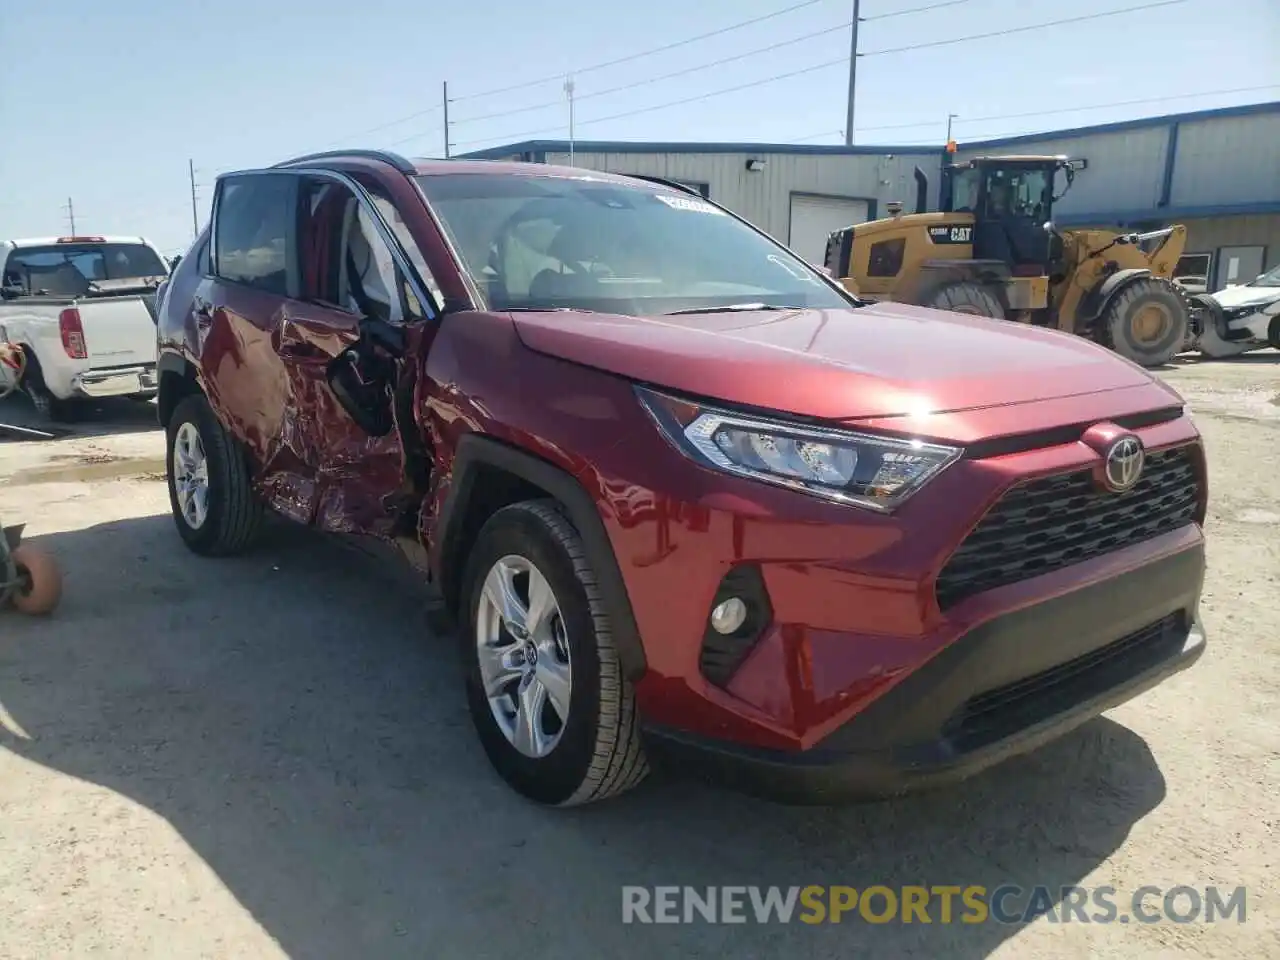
[1132,225,1186,272]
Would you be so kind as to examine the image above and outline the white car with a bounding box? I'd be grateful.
[1195,264,1280,359]
[0,235,167,420]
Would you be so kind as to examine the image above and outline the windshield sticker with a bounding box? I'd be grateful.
[655,194,724,215]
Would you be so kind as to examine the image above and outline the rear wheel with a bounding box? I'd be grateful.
[925,282,1005,319]
[461,500,649,806]
[1101,277,1189,367]
[21,355,75,423]
[165,394,264,556]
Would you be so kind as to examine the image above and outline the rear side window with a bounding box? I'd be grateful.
[214,175,294,295]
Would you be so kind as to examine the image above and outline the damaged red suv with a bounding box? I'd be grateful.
[156,150,1207,805]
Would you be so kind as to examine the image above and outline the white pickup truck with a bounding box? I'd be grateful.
[0,235,168,421]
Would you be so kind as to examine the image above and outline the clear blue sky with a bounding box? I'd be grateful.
[1,0,1276,255]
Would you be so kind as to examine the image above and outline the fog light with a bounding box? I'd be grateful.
[710,597,748,635]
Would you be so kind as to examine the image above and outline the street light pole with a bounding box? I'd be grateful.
[564,76,576,165]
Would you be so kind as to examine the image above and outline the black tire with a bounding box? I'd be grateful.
[925,281,1006,319]
[1100,277,1189,368]
[460,499,648,806]
[1268,315,1280,351]
[165,393,264,556]
[21,357,76,423]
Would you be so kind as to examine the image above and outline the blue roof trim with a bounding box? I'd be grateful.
[458,101,1279,159]
[959,100,1280,149]
[1056,200,1280,226]
[460,139,946,159]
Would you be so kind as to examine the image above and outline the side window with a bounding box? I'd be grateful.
[214,175,294,296]
[195,234,211,275]
[356,176,443,314]
[298,178,426,325]
[867,238,905,278]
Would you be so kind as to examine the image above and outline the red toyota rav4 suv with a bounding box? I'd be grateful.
[156,149,1207,806]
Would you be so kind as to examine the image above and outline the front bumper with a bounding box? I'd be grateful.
[643,544,1205,804]
[72,364,157,399]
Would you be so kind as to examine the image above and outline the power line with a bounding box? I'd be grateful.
[862,0,972,20]
[452,57,848,150]
[310,1,824,153]
[452,19,855,127]
[451,0,826,104]
[860,0,1187,57]
[845,83,1280,135]
[452,0,1200,153]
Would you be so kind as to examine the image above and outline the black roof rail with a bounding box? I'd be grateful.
[272,149,418,175]
[618,174,701,196]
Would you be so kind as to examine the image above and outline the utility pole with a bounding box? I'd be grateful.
[188,159,200,238]
[63,197,77,235]
[442,81,451,158]
[844,0,860,146]
[564,76,576,166]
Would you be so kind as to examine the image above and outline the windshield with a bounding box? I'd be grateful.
[415,173,850,316]
[2,242,168,298]
[1251,263,1280,288]
[983,167,1051,220]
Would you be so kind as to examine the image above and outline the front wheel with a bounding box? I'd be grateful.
[461,500,649,806]
[165,394,264,556]
[1100,278,1189,367]
[924,281,1006,319]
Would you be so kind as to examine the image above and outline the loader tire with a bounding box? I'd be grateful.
[1101,277,1189,368]
[925,282,1005,319]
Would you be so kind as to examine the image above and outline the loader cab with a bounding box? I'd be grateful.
[942,156,1076,275]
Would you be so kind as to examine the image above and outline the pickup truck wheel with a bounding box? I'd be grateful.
[461,500,649,806]
[23,371,75,423]
[166,394,263,556]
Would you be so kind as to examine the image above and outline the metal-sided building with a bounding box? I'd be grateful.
[461,100,1280,291]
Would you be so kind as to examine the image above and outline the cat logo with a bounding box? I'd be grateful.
[928,225,973,245]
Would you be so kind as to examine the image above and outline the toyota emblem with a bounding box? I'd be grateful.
[1103,436,1145,492]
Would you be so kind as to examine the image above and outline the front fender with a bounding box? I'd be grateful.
[1076,268,1151,323]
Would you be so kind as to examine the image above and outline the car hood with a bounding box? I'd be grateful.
[508,302,1157,421]
[1208,285,1280,310]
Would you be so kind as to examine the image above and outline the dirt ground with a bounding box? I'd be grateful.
[1,355,1277,960]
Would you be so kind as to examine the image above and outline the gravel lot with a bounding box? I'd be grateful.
[1,354,1277,959]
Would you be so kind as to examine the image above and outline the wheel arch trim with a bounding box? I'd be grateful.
[434,433,648,681]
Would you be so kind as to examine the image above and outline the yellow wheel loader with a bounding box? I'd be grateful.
[823,155,1198,367]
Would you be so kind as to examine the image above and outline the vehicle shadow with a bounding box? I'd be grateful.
[1172,349,1280,366]
[0,393,160,440]
[0,515,1169,959]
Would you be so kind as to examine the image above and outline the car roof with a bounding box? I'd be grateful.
[410,158,662,186]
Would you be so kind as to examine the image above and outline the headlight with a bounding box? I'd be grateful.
[1222,303,1261,321]
[636,387,961,512]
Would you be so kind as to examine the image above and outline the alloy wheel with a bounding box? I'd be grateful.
[475,554,573,759]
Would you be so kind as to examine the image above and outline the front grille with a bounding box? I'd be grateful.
[944,613,1184,749]
[937,446,1200,610]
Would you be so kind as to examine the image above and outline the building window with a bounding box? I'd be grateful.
[1175,253,1212,282]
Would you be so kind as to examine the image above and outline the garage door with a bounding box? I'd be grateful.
[788,195,870,266]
